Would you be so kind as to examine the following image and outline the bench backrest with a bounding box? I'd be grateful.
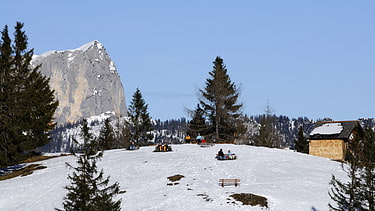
[219,179,240,183]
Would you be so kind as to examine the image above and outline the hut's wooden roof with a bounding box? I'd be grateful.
[308,121,362,140]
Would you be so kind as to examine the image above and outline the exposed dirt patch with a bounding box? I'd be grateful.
[230,193,268,208]
[167,174,185,182]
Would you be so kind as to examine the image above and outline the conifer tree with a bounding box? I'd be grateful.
[253,104,282,148]
[127,88,153,145]
[359,127,375,210]
[294,126,309,153]
[98,118,115,150]
[199,56,243,143]
[328,131,364,210]
[0,22,58,167]
[328,126,375,210]
[0,25,13,166]
[254,115,281,148]
[59,119,121,211]
[118,123,132,149]
[187,104,207,142]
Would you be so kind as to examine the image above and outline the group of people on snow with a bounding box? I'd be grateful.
[154,143,172,152]
[216,148,236,160]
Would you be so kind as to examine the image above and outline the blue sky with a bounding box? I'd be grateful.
[2,1,374,121]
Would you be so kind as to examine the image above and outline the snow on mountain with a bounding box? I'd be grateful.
[86,111,116,124]
[0,144,346,211]
[74,40,104,52]
[32,40,104,60]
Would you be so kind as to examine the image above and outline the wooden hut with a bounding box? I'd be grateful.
[308,121,363,161]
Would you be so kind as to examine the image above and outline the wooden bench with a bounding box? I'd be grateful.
[219,179,240,187]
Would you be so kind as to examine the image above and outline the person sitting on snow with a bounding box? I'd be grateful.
[216,149,225,160]
[156,144,162,152]
[185,135,191,144]
[196,133,202,144]
[227,150,236,160]
[129,142,136,150]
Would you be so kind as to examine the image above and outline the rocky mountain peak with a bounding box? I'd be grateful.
[32,41,127,124]
[75,40,103,52]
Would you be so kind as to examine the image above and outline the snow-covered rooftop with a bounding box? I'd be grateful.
[310,123,343,136]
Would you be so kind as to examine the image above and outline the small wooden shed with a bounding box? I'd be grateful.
[308,121,363,161]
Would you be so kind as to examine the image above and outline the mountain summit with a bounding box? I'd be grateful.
[32,41,127,124]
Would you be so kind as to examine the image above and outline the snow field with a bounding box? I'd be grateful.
[0,144,346,211]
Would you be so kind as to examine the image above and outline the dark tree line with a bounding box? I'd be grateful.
[0,22,58,168]
[250,115,314,148]
[153,118,187,133]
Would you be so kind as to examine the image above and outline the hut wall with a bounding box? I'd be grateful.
[309,139,345,160]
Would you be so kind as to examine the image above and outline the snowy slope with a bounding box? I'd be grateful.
[0,144,346,211]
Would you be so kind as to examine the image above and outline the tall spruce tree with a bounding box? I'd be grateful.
[0,25,13,166]
[294,126,309,153]
[58,119,122,211]
[199,56,243,143]
[0,22,58,168]
[127,88,153,145]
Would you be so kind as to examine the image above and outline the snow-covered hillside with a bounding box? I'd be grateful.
[0,144,346,211]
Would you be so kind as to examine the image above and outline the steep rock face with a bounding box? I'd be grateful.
[32,40,127,124]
